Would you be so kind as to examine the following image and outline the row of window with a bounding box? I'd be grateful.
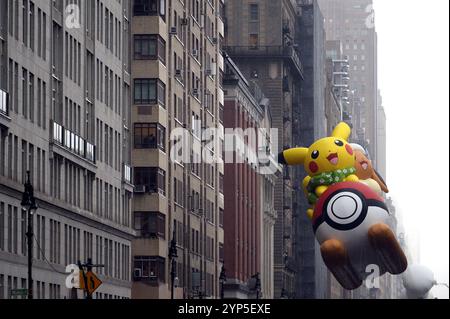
[7,59,48,128]
[96,0,123,59]
[47,153,131,227]
[0,273,128,299]
[0,274,60,299]
[64,32,82,86]
[0,132,46,192]
[94,177,130,226]
[0,200,130,282]
[95,59,124,116]
[95,118,122,169]
[8,0,47,60]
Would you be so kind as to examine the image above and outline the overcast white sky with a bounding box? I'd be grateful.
[373,0,449,298]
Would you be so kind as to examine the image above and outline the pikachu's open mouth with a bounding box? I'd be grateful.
[327,153,339,165]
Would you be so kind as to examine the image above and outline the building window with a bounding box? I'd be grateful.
[249,4,259,21]
[134,167,166,195]
[133,35,166,64]
[133,212,165,239]
[134,123,166,151]
[133,0,165,18]
[133,79,165,107]
[133,256,165,282]
[249,33,258,49]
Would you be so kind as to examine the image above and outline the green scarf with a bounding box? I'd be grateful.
[306,167,356,204]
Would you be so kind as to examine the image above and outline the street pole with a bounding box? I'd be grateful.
[255,273,260,300]
[219,265,226,299]
[21,171,37,300]
[169,227,177,299]
[27,207,33,300]
[170,257,176,299]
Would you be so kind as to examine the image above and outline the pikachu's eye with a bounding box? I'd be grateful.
[311,150,319,159]
[334,140,344,147]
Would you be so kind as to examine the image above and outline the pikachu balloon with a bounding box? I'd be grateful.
[279,122,407,290]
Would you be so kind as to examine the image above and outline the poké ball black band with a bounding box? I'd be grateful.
[312,187,388,233]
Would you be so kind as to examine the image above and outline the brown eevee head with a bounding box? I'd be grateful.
[350,144,389,194]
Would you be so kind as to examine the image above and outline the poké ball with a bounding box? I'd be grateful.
[312,181,408,290]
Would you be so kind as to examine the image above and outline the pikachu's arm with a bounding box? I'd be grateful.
[345,174,359,182]
[302,176,311,195]
[278,147,308,166]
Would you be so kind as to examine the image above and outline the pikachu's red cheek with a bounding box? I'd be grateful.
[309,161,319,174]
[345,144,353,155]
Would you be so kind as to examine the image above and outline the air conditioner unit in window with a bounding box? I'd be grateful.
[169,27,177,34]
[192,49,198,57]
[175,69,182,77]
[212,37,218,44]
[134,185,146,193]
[192,88,199,96]
[181,18,189,26]
[133,268,142,279]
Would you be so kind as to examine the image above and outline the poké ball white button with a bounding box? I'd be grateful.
[326,191,363,225]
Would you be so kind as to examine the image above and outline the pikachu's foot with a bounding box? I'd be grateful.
[368,223,408,275]
[320,239,362,290]
[307,209,314,219]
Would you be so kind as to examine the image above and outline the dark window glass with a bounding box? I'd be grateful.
[134,79,165,107]
[133,0,158,16]
[134,123,166,151]
[133,256,165,282]
[133,212,165,238]
[249,4,259,21]
[134,167,166,195]
[133,35,166,63]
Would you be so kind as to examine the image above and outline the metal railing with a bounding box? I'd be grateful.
[52,121,95,163]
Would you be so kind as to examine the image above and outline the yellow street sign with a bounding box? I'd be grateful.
[79,270,102,295]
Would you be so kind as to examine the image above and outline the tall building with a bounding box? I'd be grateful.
[295,0,329,299]
[318,0,379,166]
[222,54,280,299]
[130,0,226,299]
[224,0,304,298]
[376,90,386,179]
[259,103,280,299]
[0,0,133,299]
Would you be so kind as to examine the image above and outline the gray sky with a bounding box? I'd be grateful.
[373,0,449,298]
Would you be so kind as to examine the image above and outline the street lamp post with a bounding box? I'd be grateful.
[254,273,261,300]
[21,171,38,300]
[219,265,226,299]
[169,228,178,299]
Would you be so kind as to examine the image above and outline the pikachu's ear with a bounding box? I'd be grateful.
[332,122,351,141]
[278,148,308,166]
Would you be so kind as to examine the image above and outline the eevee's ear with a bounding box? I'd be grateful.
[278,148,308,166]
[372,169,389,193]
[332,122,351,141]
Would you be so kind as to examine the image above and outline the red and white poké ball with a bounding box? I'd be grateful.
[312,181,408,290]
